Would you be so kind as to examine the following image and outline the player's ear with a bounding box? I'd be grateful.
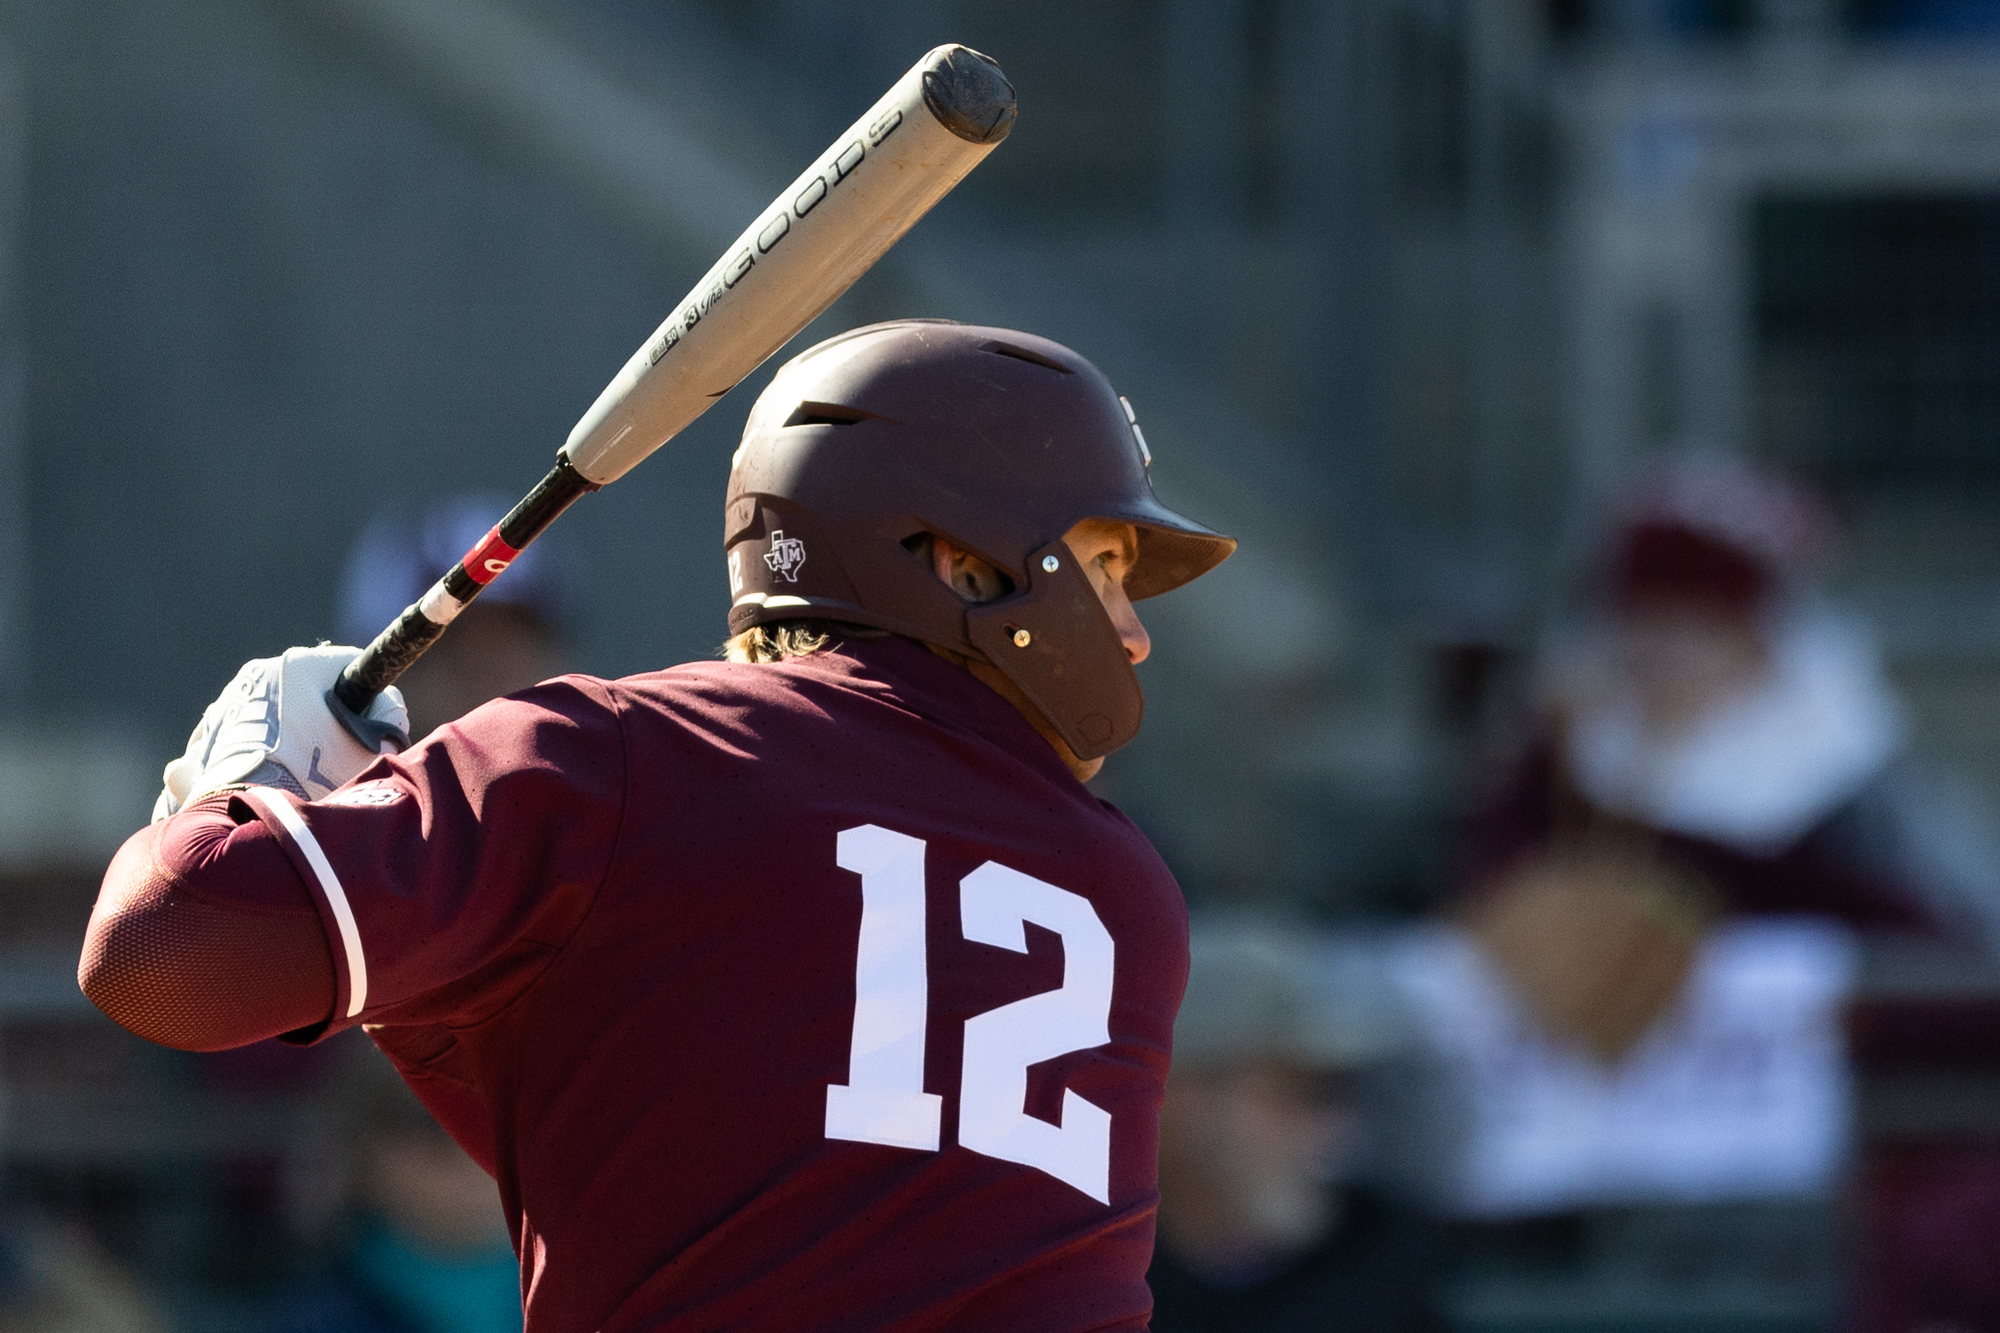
[943,543,1012,605]
[901,532,1013,606]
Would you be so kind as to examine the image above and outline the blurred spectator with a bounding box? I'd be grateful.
[1149,920,1440,1333]
[0,1205,166,1333]
[1461,454,2000,1059]
[246,493,580,1329]
[268,1039,519,1333]
[339,495,575,739]
[1432,456,2000,1319]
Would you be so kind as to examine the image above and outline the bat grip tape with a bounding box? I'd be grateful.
[331,455,599,738]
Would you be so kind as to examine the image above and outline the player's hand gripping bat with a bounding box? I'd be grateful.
[328,45,1016,734]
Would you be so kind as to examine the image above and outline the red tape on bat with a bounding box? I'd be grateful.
[461,525,523,585]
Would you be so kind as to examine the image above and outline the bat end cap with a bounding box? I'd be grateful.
[920,45,1016,145]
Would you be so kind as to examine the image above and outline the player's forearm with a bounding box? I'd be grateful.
[79,796,336,1050]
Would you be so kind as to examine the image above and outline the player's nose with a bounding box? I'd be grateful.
[1112,598,1151,666]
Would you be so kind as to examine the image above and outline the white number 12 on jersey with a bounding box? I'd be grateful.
[823,824,1116,1203]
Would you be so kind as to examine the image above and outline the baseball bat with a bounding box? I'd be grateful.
[330,44,1015,731]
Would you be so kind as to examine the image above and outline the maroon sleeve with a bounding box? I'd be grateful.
[229,676,628,1035]
[81,676,627,1050]
[80,793,336,1050]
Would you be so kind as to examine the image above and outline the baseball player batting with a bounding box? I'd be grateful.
[78,51,1237,1333]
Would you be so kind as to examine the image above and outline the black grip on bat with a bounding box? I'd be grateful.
[330,456,600,747]
[334,604,448,716]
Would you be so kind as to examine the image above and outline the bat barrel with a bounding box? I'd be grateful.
[328,43,1012,744]
[558,44,1015,486]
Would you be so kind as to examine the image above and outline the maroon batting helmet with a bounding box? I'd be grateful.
[724,320,1236,759]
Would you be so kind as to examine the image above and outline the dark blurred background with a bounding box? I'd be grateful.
[8,1,2000,1329]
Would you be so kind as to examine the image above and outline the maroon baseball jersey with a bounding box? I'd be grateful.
[195,636,1185,1331]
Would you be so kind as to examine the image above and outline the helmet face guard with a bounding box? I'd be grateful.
[724,321,1236,759]
[963,537,1142,756]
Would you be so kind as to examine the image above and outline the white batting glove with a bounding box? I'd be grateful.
[153,646,410,821]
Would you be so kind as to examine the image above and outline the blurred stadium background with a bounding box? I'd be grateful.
[4,0,2000,1328]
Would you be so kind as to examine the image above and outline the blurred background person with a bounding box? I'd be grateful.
[175,494,576,1328]
[266,1038,520,1333]
[1459,454,2000,1061]
[1410,453,2000,1330]
[242,492,584,1331]
[1149,919,1439,1333]
[339,495,576,741]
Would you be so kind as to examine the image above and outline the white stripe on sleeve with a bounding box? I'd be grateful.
[243,787,369,1018]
